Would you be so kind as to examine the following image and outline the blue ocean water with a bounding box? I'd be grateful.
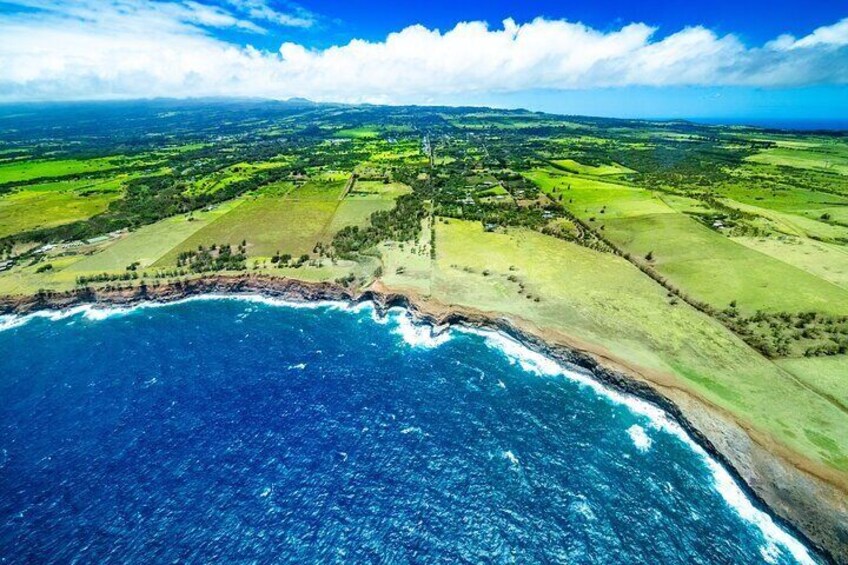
[0,297,817,564]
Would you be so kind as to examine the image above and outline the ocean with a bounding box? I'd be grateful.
[0,296,817,563]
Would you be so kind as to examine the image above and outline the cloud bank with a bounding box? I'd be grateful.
[0,0,846,103]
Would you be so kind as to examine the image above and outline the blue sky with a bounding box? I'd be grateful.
[0,0,846,124]
[250,0,848,46]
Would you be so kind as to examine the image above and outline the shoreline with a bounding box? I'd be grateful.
[1,274,845,563]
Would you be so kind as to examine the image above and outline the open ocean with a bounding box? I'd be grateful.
[0,297,818,563]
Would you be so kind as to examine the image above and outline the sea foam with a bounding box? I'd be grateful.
[460,324,815,565]
[0,294,819,563]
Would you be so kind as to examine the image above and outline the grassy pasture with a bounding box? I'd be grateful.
[746,146,848,175]
[333,127,380,139]
[0,255,87,295]
[0,156,121,184]
[731,236,848,290]
[721,199,848,241]
[326,200,396,233]
[156,196,339,261]
[67,200,242,272]
[777,356,848,410]
[716,178,848,227]
[0,186,120,238]
[525,168,671,218]
[290,178,348,200]
[551,159,634,176]
[155,176,396,262]
[348,180,411,199]
[183,161,287,197]
[525,166,848,314]
[603,213,848,314]
[380,219,848,472]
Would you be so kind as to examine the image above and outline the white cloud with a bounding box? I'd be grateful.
[225,0,315,28]
[0,2,846,102]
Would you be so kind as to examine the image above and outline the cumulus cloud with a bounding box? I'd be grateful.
[768,17,848,50]
[0,1,846,102]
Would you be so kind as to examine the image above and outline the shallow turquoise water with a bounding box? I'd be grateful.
[0,297,817,563]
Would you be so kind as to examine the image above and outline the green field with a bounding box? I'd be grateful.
[603,213,848,314]
[334,127,380,139]
[184,161,289,197]
[0,175,132,237]
[155,176,401,262]
[526,166,848,315]
[0,156,121,184]
[551,159,634,176]
[158,196,340,260]
[777,356,848,411]
[68,201,243,272]
[381,219,848,471]
[732,235,848,290]
[746,145,848,175]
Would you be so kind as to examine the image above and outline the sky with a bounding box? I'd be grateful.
[0,0,847,124]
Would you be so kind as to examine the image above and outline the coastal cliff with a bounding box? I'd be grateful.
[1,274,846,563]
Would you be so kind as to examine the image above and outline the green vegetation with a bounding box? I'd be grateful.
[0,183,121,238]
[383,219,848,471]
[1,100,847,484]
[0,156,120,185]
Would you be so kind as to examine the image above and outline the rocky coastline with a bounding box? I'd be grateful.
[1,274,845,563]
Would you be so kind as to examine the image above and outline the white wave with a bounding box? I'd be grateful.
[0,292,822,563]
[390,311,452,348]
[400,426,422,435]
[760,541,782,564]
[0,293,356,333]
[460,324,816,565]
[288,363,307,370]
[503,450,520,466]
[627,425,652,452]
